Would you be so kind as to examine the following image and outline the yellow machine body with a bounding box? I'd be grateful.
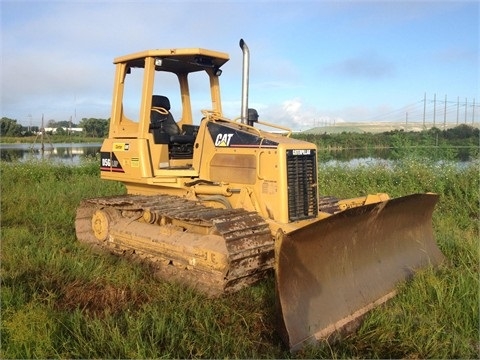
[76,41,444,351]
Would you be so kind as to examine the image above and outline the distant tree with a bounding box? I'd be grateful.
[46,119,57,128]
[79,118,109,137]
[444,124,479,140]
[56,120,78,128]
[22,126,40,136]
[0,117,23,136]
[21,125,39,136]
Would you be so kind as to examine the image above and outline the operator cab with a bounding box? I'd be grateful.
[108,48,230,162]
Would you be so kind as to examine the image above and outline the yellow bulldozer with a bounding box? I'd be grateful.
[75,39,444,351]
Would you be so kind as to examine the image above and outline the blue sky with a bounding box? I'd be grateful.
[1,0,478,130]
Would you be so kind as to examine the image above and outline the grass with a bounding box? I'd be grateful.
[1,158,478,358]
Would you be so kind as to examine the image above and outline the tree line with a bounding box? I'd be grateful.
[2,117,478,151]
[292,124,479,150]
[0,117,110,138]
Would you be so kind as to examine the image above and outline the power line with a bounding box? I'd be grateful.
[365,94,479,126]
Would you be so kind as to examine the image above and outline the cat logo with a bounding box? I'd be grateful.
[214,133,234,147]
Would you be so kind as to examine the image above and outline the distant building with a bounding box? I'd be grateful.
[41,127,83,134]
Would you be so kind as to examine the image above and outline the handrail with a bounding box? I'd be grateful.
[201,109,292,137]
[256,120,292,137]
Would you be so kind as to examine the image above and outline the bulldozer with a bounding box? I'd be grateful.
[75,39,444,351]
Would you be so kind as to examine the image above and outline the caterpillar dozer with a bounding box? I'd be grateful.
[75,39,444,351]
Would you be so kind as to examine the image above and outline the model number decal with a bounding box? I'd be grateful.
[101,158,112,167]
[100,151,124,172]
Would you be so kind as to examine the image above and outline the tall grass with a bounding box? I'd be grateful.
[1,159,478,358]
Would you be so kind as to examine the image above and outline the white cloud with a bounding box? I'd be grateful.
[255,98,348,131]
[283,98,302,114]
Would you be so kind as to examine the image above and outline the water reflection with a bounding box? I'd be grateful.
[318,147,478,169]
[318,146,478,163]
[0,143,102,164]
[0,143,477,168]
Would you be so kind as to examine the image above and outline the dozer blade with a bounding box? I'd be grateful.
[275,193,444,352]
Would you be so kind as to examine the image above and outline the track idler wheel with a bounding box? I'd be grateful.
[91,209,112,241]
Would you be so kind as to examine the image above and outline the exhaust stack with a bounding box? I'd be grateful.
[239,39,249,124]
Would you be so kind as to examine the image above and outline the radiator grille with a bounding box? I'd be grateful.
[286,150,318,222]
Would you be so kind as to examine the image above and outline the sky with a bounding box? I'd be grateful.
[1,0,479,130]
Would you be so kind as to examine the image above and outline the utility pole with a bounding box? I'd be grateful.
[443,94,447,129]
[472,98,475,124]
[31,114,53,152]
[456,96,459,125]
[423,92,426,127]
[465,98,468,123]
[433,93,436,127]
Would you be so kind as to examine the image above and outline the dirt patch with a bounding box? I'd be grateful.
[55,280,151,316]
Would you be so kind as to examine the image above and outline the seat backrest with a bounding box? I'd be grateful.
[151,95,181,136]
[152,95,171,110]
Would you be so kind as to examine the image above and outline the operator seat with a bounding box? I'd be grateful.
[150,95,181,136]
[149,95,196,159]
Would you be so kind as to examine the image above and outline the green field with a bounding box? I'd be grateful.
[1,159,478,358]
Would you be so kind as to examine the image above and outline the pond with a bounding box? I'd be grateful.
[0,143,102,164]
[0,142,477,168]
[317,146,478,168]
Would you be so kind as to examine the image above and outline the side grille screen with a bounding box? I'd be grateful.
[286,150,318,222]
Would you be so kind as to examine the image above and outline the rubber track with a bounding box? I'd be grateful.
[76,194,274,296]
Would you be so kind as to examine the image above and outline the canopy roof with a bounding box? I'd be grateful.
[114,48,230,73]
